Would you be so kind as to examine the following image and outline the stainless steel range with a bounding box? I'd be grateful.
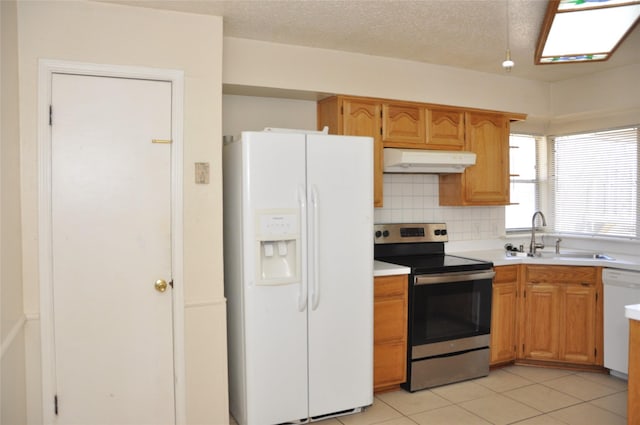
[374,223,495,392]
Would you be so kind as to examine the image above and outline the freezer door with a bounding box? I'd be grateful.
[306,134,374,417]
[240,131,309,424]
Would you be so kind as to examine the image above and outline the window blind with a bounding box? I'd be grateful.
[550,127,639,239]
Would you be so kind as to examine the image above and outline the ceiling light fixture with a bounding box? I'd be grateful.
[535,0,640,65]
[502,0,515,72]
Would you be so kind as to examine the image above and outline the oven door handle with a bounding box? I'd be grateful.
[414,270,495,285]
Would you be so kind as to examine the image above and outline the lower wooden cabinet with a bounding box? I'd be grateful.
[373,274,408,392]
[490,264,603,368]
[520,265,602,365]
[490,265,519,365]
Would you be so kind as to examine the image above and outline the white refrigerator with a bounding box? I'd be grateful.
[223,129,374,425]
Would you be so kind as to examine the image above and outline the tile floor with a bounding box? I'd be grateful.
[232,365,628,425]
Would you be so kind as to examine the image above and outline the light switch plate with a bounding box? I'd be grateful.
[195,162,210,184]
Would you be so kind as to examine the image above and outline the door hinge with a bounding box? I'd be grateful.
[596,292,598,302]
[49,105,53,126]
[54,394,58,415]
[169,279,174,288]
[595,347,597,357]
[340,105,343,115]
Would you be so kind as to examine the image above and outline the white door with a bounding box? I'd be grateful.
[50,73,175,424]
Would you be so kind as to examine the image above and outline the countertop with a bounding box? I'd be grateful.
[626,304,640,321]
[374,248,640,277]
[450,249,640,272]
[373,260,410,277]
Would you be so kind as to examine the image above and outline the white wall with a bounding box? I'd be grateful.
[16,1,227,423]
[223,37,551,133]
[1,0,27,423]
[549,64,640,134]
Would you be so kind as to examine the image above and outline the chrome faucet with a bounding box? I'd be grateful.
[529,211,547,257]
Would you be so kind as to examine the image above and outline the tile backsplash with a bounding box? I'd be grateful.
[373,174,505,241]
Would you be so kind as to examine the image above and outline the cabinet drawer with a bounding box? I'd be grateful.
[374,298,406,343]
[375,275,407,298]
[494,265,518,283]
[374,341,406,388]
[525,265,597,284]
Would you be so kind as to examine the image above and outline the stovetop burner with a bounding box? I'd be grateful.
[373,223,493,273]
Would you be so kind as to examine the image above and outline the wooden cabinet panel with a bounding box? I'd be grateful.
[373,274,408,392]
[491,280,518,365]
[561,285,596,363]
[374,298,406,343]
[381,103,425,146]
[523,283,561,360]
[427,108,465,149]
[317,96,383,207]
[525,265,597,284]
[373,341,406,390]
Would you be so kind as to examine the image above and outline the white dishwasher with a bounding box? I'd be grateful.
[603,268,640,377]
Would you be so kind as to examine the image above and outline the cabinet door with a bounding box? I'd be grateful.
[342,98,383,207]
[560,284,597,364]
[523,283,561,360]
[427,108,465,149]
[490,282,518,365]
[381,103,425,147]
[463,112,509,204]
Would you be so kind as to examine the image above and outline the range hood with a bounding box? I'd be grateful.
[383,148,476,174]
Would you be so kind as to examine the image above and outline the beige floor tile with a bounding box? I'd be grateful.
[376,389,451,416]
[511,414,569,424]
[375,417,419,425]
[338,399,403,425]
[501,365,573,382]
[542,374,620,401]
[548,402,626,425]
[316,419,344,425]
[410,405,491,425]
[575,371,629,391]
[502,383,582,412]
[430,380,495,403]
[459,393,542,425]
[589,391,628,418]
[475,368,534,392]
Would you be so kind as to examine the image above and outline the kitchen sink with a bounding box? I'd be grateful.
[505,251,615,261]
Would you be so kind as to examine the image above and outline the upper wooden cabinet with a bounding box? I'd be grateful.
[317,96,383,207]
[318,95,526,208]
[427,108,465,149]
[439,112,511,206]
[381,102,426,147]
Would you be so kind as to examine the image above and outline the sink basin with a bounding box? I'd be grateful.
[505,251,615,261]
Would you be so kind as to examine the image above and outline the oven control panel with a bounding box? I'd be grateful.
[374,223,448,244]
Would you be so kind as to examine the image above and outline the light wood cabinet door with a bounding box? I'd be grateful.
[381,102,425,147]
[560,284,597,364]
[373,274,408,392]
[490,265,519,365]
[317,96,383,207]
[522,283,561,361]
[439,112,510,206]
[427,108,465,149]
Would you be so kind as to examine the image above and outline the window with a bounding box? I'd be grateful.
[506,134,546,231]
[550,127,639,239]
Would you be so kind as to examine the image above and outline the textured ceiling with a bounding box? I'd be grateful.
[103,0,640,82]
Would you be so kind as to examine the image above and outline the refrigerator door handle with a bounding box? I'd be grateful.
[297,186,308,312]
[310,185,320,310]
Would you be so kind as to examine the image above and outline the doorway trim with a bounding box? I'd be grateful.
[37,59,185,425]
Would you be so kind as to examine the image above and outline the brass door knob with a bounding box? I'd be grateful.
[155,279,168,293]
